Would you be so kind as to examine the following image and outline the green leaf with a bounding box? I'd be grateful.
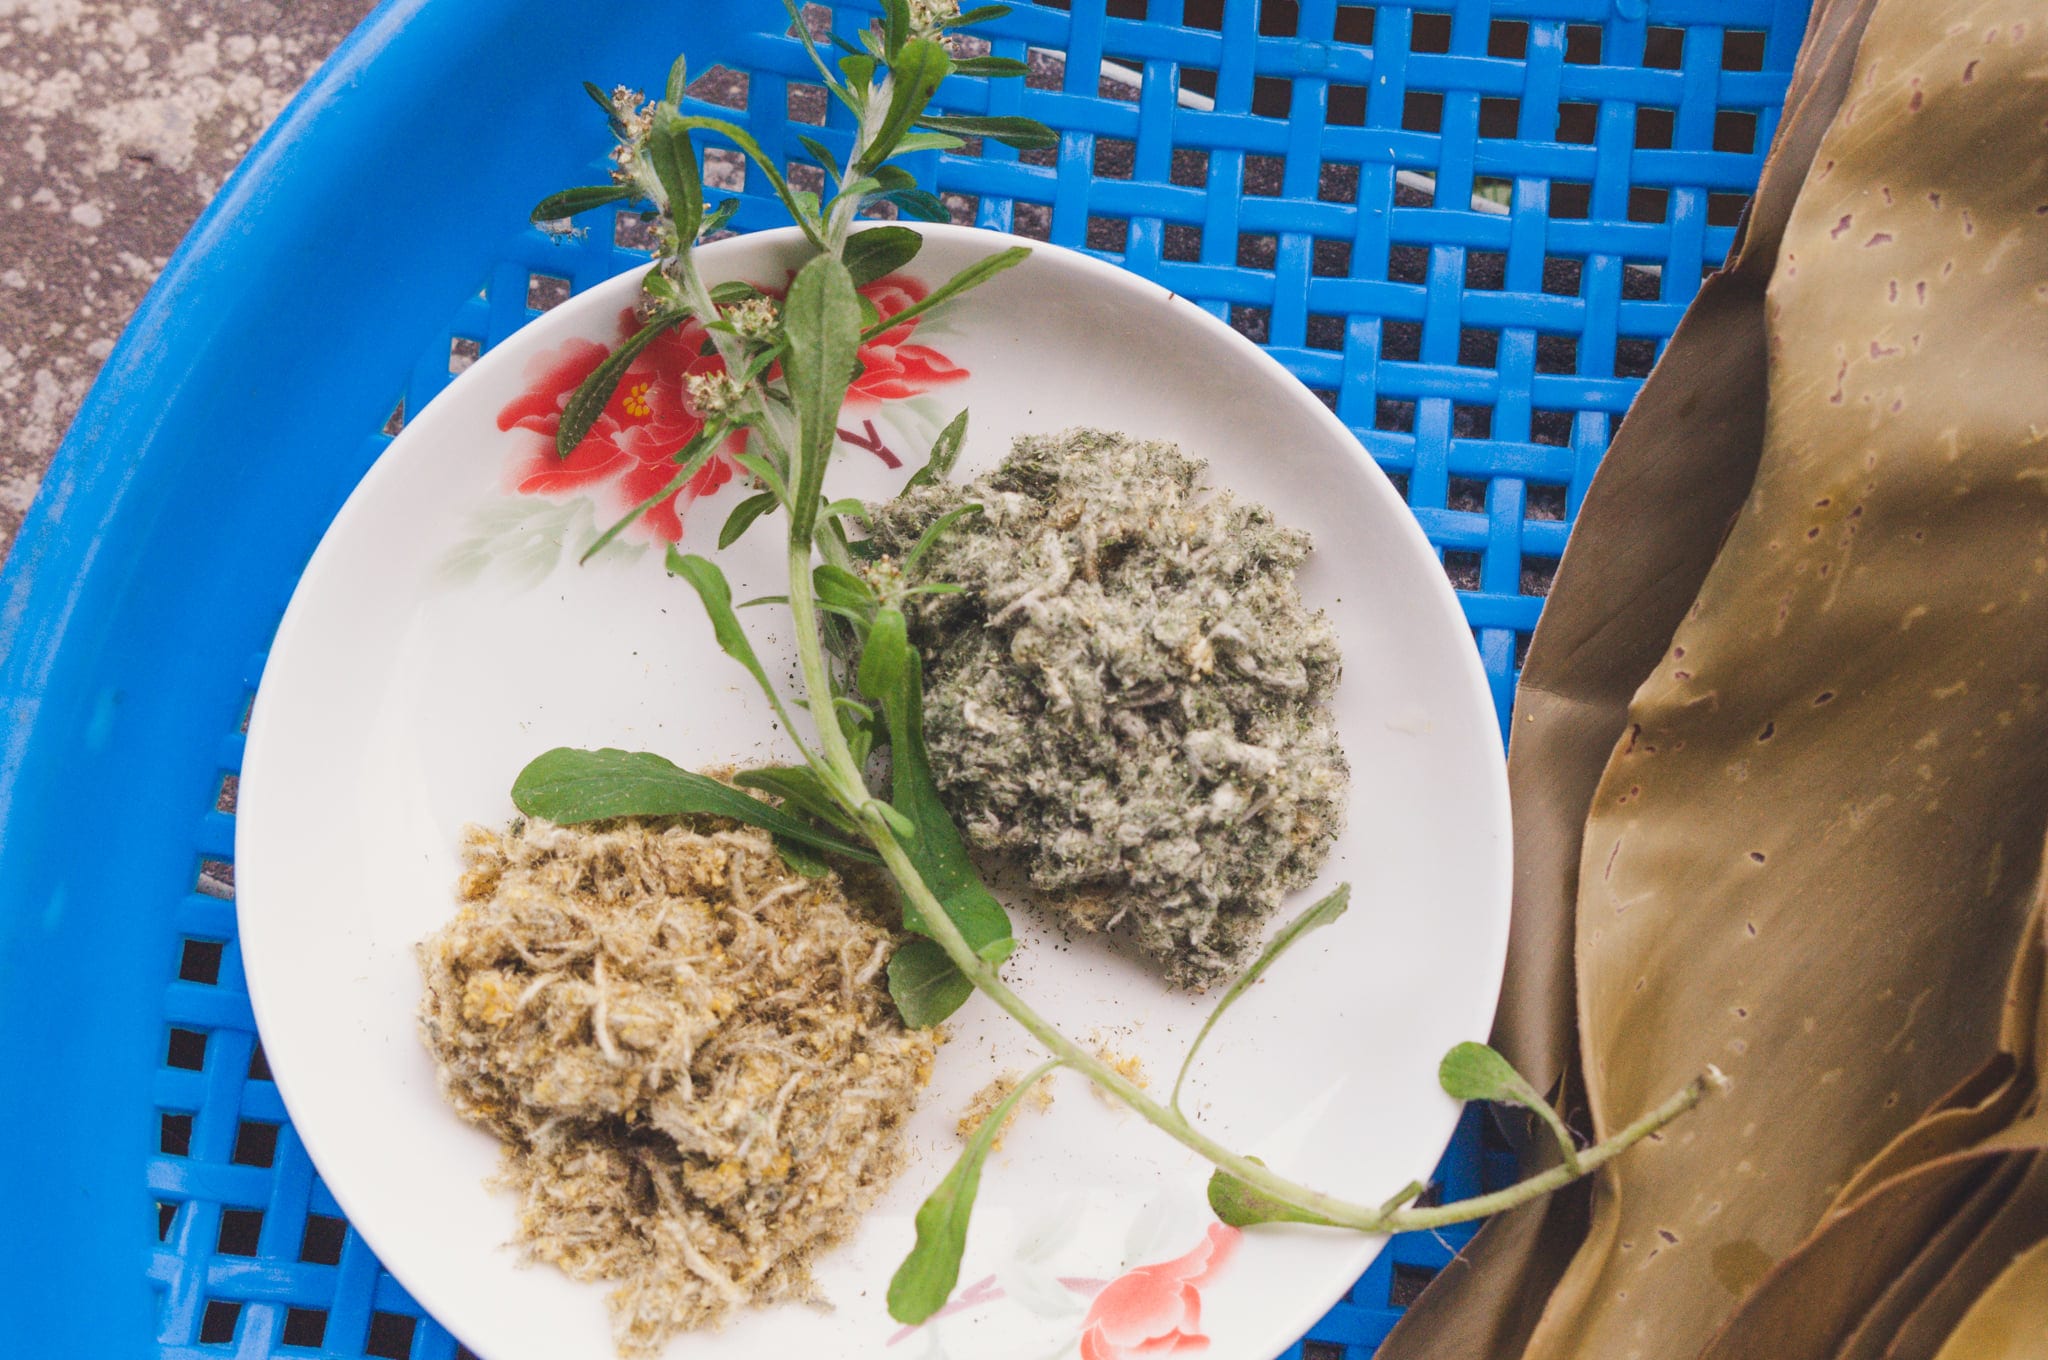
[734,765,864,836]
[840,53,877,90]
[670,114,824,247]
[531,183,634,223]
[779,254,863,543]
[557,310,688,458]
[814,562,879,615]
[859,607,1015,1016]
[953,4,1013,26]
[869,164,920,193]
[913,114,1058,152]
[700,198,741,237]
[774,835,832,877]
[709,280,765,304]
[796,133,844,183]
[779,0,860,114]
[583,79,627,133]
[886,1057,1060,1323]
[950,55,1029,76]
[510,748,876,860]
[821,496,870,524]
[668,551,790,719]
[719,491,780,549]
[879,0,910,57]
[1171,884,1350,1112]
[872,187,950,223]
[664,53,690,105]
[887,937,974,1028]
[734,449,793,506]
[579,428,725,565]
[1439,1041,1581,1172]
[903,503,982,572]
[1206,1157,1343,1229]
[861,38,953,174]
[648,111,704,243]
[860,247,1030,342]
[892,131,967,155]
[905,407,970,490]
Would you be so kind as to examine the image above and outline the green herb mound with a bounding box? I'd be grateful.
[868,428,1349,989]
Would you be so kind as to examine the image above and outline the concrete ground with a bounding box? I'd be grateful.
[0,0,377,566]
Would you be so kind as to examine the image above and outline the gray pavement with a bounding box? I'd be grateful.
[0,0,376,566]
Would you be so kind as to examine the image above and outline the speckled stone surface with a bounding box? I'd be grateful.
[0,0,376,565]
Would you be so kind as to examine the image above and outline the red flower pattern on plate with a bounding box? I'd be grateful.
[496,274,967,543]
[1077,1224,1242,1360]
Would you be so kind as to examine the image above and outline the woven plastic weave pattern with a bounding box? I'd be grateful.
[135,2,1802,1357]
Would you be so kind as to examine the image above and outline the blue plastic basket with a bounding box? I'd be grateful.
[0,0,1805,1354]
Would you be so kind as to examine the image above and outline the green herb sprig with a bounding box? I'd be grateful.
[514,0,1722,1326]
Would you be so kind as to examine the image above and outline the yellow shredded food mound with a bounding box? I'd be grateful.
[417,816,936,1354]
[954,1070,1055,1149]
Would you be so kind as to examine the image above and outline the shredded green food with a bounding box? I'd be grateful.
[869,428,1350,988]
[418,816,934,1354]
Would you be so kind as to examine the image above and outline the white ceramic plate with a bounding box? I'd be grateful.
[238,224,1511,1360]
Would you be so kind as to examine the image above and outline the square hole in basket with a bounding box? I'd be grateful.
[1087,216,1129,253]
[1716,109,1760,154]
[1382,320,1422,361]
[1479,96,1519,138]
[381,397,403,436]
[525,272,571,312]
[179,938,224,985]
[1385,470,1412,499]
[1012,201,1053,241]
[1237,232,1277,269]
[1615,335,1659,378]
[1459,327,1499,368]
[1389,243,1428,284]
[1302,1343,1347,1360]
[1410,10,1452,53]
[1523,554,1562,596]
[1623,260,1662,300]
[1243,154,1284,196]
[200,1301,242,1345]
[1185,0,1224,30]
[1259,0,1297,36]
[1232,305,1271,345]
[685,65,747,109]
[1488,18,1529,59]
[1391,1261,1441,1306]
[1094,136,1135,179]
[1724,30,1767,71]
[1171,146,1210,187]
[1536,335,1579,374]
[1549,181,1591,219]
[1376,398,1415,432]
[788,161,827,197]
[786,81,829,125]
[942,192,978,227]
[1448,473,1488,508]
[1528,479,1570,519]
[1543,255,1583,295]
[367,1310,419,1359]
[614,208,660,252]
[703,147,745,192]
[1102,57,1148,101]
[157,1201,179,1241]
[1026,48,1067,91]
[1532,409,1574,446]
[1453,403,1494,438]
[160,1111,192,1155]
[1629,186,1670,223]
[1163,224,1203,261]
[1402,90,1443,133]
[197,857,235,900]
[447,336,480,375]
[1307,313,1346,351]
[233,1119,280,1168]
[1465,249,1505,289]
[1398,173,1435,207]
[1313,238,1353,276]
[1474,175,1512,211]
[1310,388,1339,411]
[1334,4,1374,45]
[300,1212,347,1266]
[217,1207,263,1258]
[1564,23,1602,65]
[167,1027,207,1071]
[1709,191,1750,227]
[1444,550,1482,590]
[248,1042,273,1082]
[1252,75,1293,118]
[284,1307,330,1349]
[1019,144,1057,169]
[1644,26,1685,69]
[1328,83,1368,126]
[1635,106,1675,149]
[1556,101,1597,144]
[1318,160,1358,203]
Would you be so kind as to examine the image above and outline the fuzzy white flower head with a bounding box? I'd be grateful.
[724,296,780,343]
[909,0,960,38]
[686,370,747,418]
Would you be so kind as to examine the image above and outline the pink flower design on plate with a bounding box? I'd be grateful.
[495,274,967,544]
[1077,1224,1242,1360]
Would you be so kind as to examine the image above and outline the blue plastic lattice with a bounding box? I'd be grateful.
[0,1,1804,1356]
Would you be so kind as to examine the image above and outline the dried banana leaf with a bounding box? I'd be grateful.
[1927,1236,2048,1360]
[1509,4,2048,1354]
